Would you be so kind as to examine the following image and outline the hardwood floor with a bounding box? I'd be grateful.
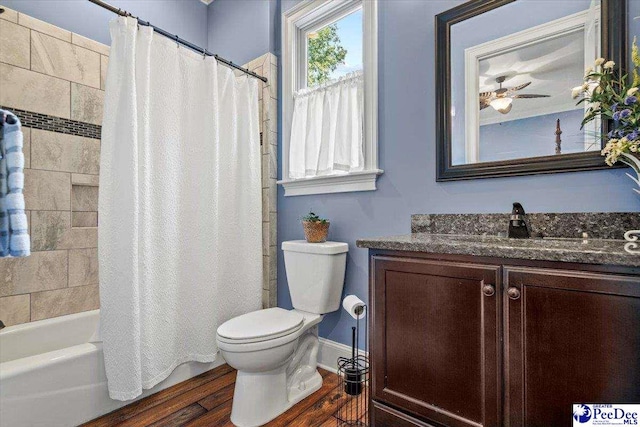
[82,364,359,427]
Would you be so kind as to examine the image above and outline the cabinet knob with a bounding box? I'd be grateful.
[482,284,495,297]
[507,287,521,300]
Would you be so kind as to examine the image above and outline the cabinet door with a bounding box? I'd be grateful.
[371,256,501,427]
[504,267,640,427]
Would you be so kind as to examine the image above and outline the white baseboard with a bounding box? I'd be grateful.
[317,338,368,373]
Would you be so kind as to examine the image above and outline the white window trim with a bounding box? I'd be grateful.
[279,0,381,197]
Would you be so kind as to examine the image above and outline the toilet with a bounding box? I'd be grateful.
[216,240,348,427]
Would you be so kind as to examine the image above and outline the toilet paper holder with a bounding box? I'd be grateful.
[335,296,369,426]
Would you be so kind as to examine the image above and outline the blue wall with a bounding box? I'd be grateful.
[478,109,587,162]
[207,0,279,66]
[1,0,208,48]
[276,0,640,348]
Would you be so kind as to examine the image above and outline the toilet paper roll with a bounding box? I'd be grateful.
[342,295,366,320]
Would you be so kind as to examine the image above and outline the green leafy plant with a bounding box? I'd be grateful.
[307,24,347,86]
[301,211,328,224]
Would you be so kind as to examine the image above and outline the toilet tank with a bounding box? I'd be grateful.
[282,240,348,314]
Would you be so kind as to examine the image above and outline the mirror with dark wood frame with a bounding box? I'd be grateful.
[435,0,627,181]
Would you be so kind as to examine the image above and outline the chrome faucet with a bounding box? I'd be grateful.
[508,202,530,239]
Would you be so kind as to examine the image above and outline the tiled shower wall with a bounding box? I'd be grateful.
[0,6,107,326]
[243,53,278,310]
[0,7,277,326]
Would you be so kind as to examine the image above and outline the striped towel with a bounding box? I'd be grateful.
[0,109,30,257]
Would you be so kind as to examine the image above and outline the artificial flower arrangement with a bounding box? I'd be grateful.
[574,41,640,251]
[573,38,640,194]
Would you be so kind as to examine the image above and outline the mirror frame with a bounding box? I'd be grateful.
[435,0,628,181]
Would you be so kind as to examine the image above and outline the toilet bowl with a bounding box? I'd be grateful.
[216,241,348,427]
[217,308,323,426]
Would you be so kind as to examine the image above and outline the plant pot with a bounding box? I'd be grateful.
[302,221,330,243]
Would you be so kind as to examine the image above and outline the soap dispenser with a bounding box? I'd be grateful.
[508,202,530,239]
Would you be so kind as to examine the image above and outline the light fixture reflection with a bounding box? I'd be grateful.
[489,97,513,114]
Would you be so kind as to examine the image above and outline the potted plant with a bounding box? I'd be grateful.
[573,38,640,252]
[302,211,330,243]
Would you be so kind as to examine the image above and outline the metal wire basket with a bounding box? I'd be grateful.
[334,300,369,426]
[335,354,369,426]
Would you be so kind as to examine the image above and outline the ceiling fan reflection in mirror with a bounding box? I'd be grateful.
[479,76,550,114]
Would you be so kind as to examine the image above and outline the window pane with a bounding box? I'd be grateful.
[306,8,363,87]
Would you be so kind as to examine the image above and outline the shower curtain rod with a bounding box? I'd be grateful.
[87,0,268,83]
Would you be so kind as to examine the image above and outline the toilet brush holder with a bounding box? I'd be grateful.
[335,308,369,426]
[336,354,369,426]
[344,327,363,396]
[344,365,363,396]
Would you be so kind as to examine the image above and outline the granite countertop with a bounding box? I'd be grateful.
[356,233,640,268]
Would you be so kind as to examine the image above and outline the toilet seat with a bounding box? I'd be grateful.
[217,308,304,344]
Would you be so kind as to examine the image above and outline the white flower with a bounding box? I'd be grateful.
[582,82,590,90]
[595,58,606,66]
[591,102,601,110]
[627,87,639,96]
[585,66,594,75]
[571,86,583,99]
[604,60,615,69]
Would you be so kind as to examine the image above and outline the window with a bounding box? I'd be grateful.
[280,0,380,196]
[305,9,362,88]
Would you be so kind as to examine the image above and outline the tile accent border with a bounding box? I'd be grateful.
[0,105,101,140]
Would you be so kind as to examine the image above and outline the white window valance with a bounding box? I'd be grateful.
[289,71,364,179]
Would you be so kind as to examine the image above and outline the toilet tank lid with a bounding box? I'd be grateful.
[282,240,348,255]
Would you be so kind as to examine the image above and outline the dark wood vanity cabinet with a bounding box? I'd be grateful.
[371,256,501,427]
[369,252,640,427]
[504,267,640,427]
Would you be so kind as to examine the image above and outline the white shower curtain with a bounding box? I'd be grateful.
[99,16,262,401]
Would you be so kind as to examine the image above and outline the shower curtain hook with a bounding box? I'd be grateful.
[175,35,180,48]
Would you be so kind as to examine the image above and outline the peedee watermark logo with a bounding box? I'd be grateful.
[574,405,593,423]
[573,404,640,426]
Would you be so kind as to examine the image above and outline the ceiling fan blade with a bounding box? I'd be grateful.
[512,94,551,99]
[479,91,495,99]
[509,81,532,92]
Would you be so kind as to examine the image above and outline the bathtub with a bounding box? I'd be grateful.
[0,310,223,427]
